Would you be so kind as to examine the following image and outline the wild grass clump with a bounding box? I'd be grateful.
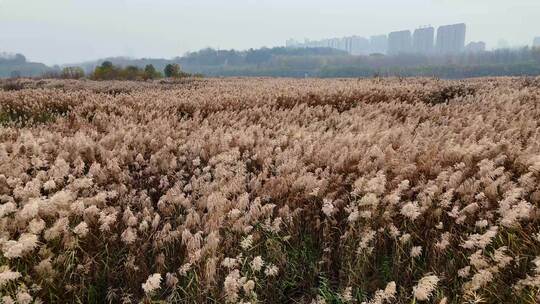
[0,77,539,303]
[423,83,477,105]
[0,89,72,127]
[1,80,25,92]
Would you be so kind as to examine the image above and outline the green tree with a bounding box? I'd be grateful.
[164,63,182,78]
[144,64,161,80]
[92,61,118,80]
[101,61,113,69]
[61,66,85,79]
[121,65,142,80]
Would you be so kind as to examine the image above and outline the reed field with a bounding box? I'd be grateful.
[1,77,540,303]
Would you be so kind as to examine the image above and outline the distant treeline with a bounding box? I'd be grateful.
[176,46,540,78]
[71,47,348,75]
[2,46,540,79]
[43,61,199,80]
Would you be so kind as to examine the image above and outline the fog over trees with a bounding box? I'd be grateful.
[2,46,540,79]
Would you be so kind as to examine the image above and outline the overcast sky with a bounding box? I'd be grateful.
[1,0,539,65]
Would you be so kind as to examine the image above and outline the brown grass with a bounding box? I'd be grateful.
[0,77,539,303]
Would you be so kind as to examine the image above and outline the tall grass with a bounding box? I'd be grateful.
[0,77,539,303]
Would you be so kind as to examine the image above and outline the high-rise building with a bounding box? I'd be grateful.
[388,30,412,55]
[343,37,352,53]
[436,23,466,54]
[413,27,434,54]
[289,35,371,54]
[329,38,340,49]
[285,39,299,48]
[340,38,346,52]
[370,35,388,54]
[465,42,486,53]
[349,36,370,55]
[534,37,540,47]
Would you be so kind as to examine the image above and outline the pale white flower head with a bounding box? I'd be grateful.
[251,256,264,272]
[458,266,471,278]
[142,273,161,295]
[243,279,255,294]
[178,263,192,276]
[28,218,46,234]
[399,233,411,244]
[0,268,22,287]
[1,296,15,304]
[341,287,353,302]
[361,281,396,304]
[264,264,279,277]
[222,257,238,269]
[384,281,396,297]
[223,269,241,303]
[311,295,326,304]
[43,180,56,191]
[347,210,359,223]
[0,202,16,218]
[410,246,423,258]
[121,227,137,245]
[166,272,179,288]
[16,290,33,304]
[388,224,400,238]
[465,269,494,292]
[401,201,420,220]
[475,219,488,229]
[73,222,89,238]
[322,198,336,217]
[2,233,39,259]
[240,235,254,250]
[413,274,439,301]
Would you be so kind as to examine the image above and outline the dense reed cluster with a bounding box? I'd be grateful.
[1,77,540,303]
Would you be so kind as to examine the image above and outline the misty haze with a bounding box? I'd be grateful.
[1,0,540,78]
[1,1,540,304]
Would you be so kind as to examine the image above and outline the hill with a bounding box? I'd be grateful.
[0,53,51,78]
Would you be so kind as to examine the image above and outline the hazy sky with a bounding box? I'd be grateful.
[1,0,539,65]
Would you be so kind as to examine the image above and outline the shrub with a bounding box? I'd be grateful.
[144,64,162,80]
[61,66,85,79]
[164,63,189,78]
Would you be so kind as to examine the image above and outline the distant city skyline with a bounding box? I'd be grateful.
[1,0,539,64]
[413,27,435,54]
[285,23,540,55]
[287,23,488,56]
[435,23,466,54]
